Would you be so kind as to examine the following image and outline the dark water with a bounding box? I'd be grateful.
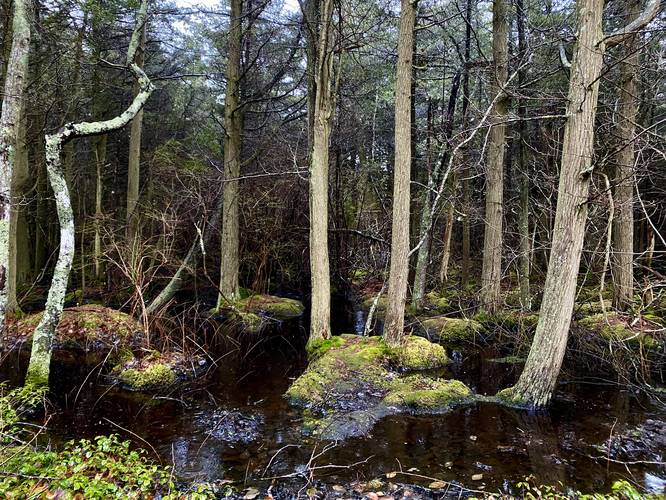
[1,312,665,497]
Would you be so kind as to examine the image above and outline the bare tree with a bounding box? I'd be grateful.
[25,0,154,387]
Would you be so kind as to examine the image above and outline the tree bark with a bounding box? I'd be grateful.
[501,0,605,407]
[7,98,29,315]
[460,0,473,289]
[25,0,154,387]
[0,0,31,329]
[307,0,335,347]
[126,20,146,248]
[611,0,640,311]
[516,0,531,310]
[480,0,508,314]
[384,0,417,347]
[217,0,244,307]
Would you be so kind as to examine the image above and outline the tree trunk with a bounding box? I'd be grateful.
[26,0,154,387]
[0,0,31,329]
[516,0,531,310]
[217,0,243,307]
[307,0,335,347]
[384,0,417,347]
[500,0,605,407]
[611,0,640,311]
[480,0,508,314]
[126,21,146,247]
[7,99,30,315]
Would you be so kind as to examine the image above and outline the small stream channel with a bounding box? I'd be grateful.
[1,303,664,497]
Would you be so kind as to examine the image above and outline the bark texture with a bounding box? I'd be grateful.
[307,0,335,346]
[480,0,508,313]
[504,0,605,407]
[26,0,154,387]
[384,0,417,347]
[217,0,244,307]
[0,0,31,329]
[611,0,640,311]
[126,21,146,246]
[516,0,531,310]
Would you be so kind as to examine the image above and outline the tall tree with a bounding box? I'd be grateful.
[384,0,417,347]
[217,0,244,306]
[498,0,660,407]
[611,0,641,311]
[126,18,147,248]
[480,0,508,313]
[307,0,336,346]
[25,0,154,387]
[0,0,31,329]
[516,0,531,310]
[460,0,473,289]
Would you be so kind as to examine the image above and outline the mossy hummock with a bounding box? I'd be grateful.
[419,315,483,344]
[286,335,471,439]
[5,305,143,351]
[577,312,661,347]
[213,293,305,333]
[111,350,207,392]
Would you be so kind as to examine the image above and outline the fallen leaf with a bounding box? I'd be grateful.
[243,488,260,500]
[332,485,345,493]
[366,493,379,500]
[428,481,447,489]
[385,472,397,479]
[471,473,483,481]
[469,435,477,441]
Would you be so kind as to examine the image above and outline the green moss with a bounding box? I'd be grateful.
[420,316,482,343]
[119,364,177,391]
[577,300,612,316]
[577,312,658,346]
[388,336,448,370]
[307,335,346,359]
[286,336,390,406]
[13,306,141,349]
[384,376,471,410]
[424,291,449,311]
[351,269,369,281]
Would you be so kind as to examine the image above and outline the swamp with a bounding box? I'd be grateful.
[0,0,664,498]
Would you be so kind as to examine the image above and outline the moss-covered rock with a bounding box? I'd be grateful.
[388,335,448,370]
[111,350,207,392]
[286,335,472,439]
[212,293,305,333]
[4,305,143,352]
[383,376,471,410]
[419,316,483,344]
[237,294,305,320]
